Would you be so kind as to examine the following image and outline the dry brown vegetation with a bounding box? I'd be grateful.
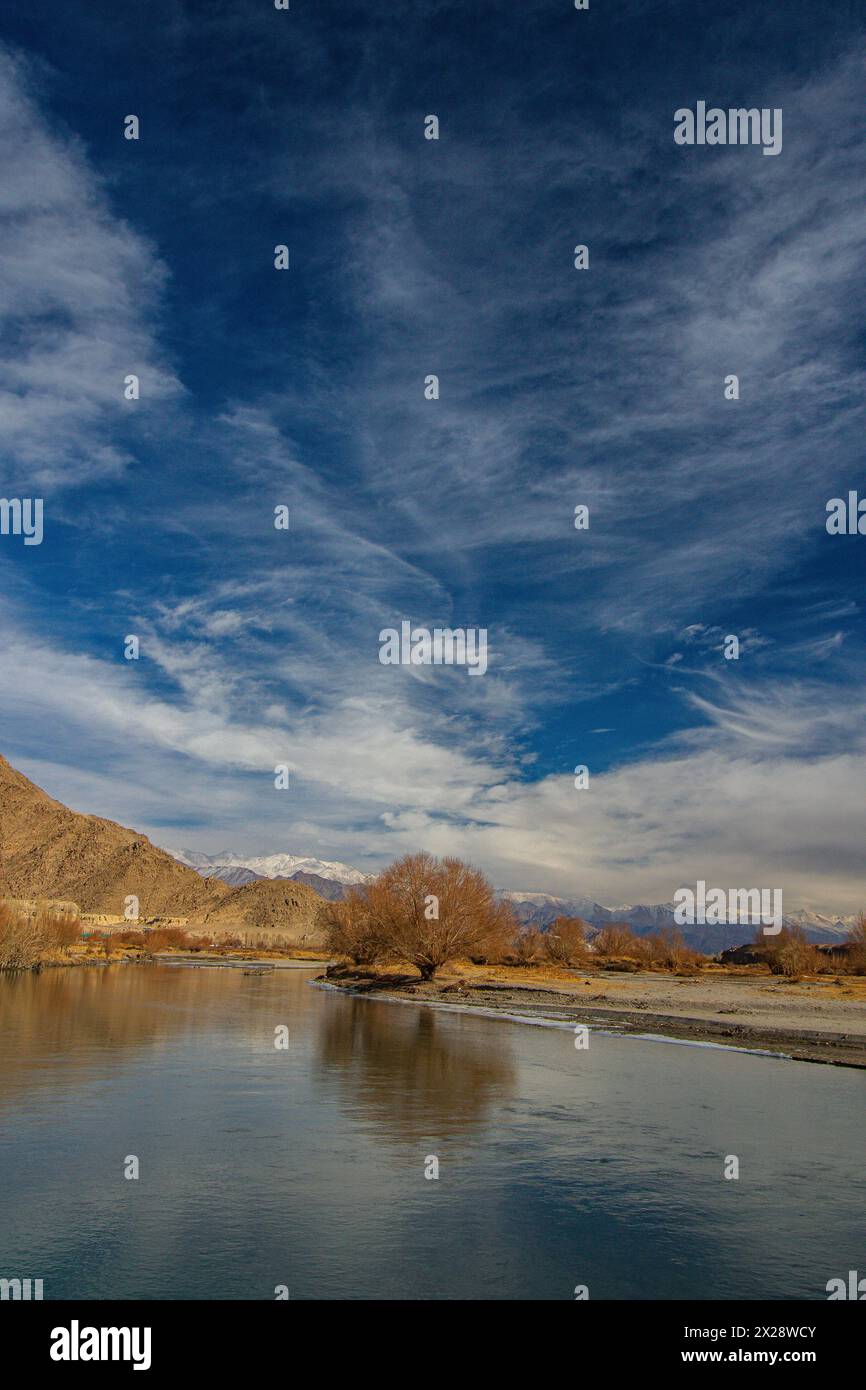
[324,853,515,978]
[0,901,82,971]
[749,921,866,979]
[323,861,716,979]
[110,926,200,952]
[757,924,818,978]
[110,926,239,954]
[541,916,590,967]
[590,920,866,979]
[592,923,638,959]
[849,915,866,975]
[501,925,545,966]
[632,927,704,971]
[321,885,386,965]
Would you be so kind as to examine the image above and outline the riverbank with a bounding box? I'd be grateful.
[17,941,866,1068]
[15,939,330,970]
[318,963,866,1069]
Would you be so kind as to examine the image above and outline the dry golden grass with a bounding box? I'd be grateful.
[0,900,82,970]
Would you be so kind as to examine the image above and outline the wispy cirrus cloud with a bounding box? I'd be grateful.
[257,48,866,640]
[0,45,181,492]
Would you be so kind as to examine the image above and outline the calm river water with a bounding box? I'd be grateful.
[0,963,863,1299]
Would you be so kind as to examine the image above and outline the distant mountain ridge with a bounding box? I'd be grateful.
[167,847,371,886]
[164,842,859,954]
[184,862,350,902]
[499,890,858,954]
[197,865,264,887]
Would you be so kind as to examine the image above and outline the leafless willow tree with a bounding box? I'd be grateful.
[840,913,866,976]
[322,886,385,965]
[363,852,514,979]
[508,926,545,965]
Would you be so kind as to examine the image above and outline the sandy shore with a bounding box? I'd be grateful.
[319,965,866,1069]
[157,954,332,970]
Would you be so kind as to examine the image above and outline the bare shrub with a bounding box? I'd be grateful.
[0,902,46,970]
[113,929,148,948]
[592,923,640,960]
[760,925,819,977]
[849,915,866,976]
[0,903,83,969]
[40,910,81,955]
[544,916,590,967]
[638,927,703,971]
[631,935,657,966]
[504,926,545,966]
[322,886,385,965]
[145,926,193,952]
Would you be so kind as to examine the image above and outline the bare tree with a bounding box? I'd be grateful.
[848,914,866,975]
[322,886,384,965]
[42,911,81,956]
[368,852,512,979]
[592,922,639,959]
[635,927,702,970]
[758,924,818,978]
[508,926,545,966]
[544,916,589,967]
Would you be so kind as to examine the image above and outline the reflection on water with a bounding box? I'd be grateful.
[0,963,864,1300]
[313,990,516,1137]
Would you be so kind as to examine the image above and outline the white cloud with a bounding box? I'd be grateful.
[0,46,181,491]
[3,616,866,913]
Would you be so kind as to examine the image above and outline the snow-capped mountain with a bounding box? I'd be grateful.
[782,908,858,938]
[198,865,264,886]
[501,892,692,931]
[498,890,858,947]
[501,891,611,923]
[165,847,372,887]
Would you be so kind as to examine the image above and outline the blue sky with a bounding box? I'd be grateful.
[0,0,864,910]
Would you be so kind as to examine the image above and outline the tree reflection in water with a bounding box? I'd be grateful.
[314,992,516,1139]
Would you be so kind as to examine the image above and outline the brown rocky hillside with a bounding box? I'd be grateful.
[187,878,326,946]
[0,753,228,917]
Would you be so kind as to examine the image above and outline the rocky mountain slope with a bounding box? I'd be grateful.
[0,754,227,917]
[187,878,326,945]
[0,756,328,942]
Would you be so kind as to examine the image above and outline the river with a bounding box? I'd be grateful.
[0,962,863,1299]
